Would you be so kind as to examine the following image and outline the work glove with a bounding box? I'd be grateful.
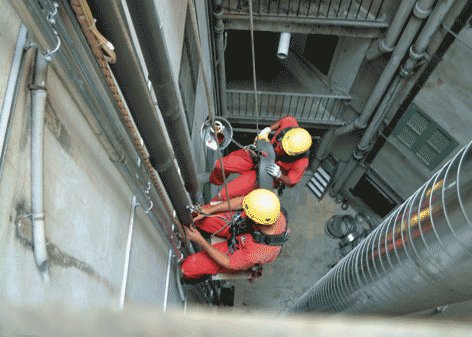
[266,163,282,179]
[255,127,271,141]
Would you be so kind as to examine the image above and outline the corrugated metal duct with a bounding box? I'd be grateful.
[291,140,472,315]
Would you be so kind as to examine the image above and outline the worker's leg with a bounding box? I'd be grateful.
[209,149,255,185]
[181,241,233,279]
[194,214,232,238]
[211,170,257,202]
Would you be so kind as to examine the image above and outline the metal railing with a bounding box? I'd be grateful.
[227,90,349,125]
[223,0,388,22]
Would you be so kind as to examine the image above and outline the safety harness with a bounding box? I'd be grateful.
[226,211,289,254]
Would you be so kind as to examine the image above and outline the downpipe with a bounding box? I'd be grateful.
[335,0,436,137]
[87,0,194,226]
[331,0,437,195]
[125,0,201,203]
[30,51,50,282]
[11,1,184,260]
[332,0,455,195]
[366,0,417,60]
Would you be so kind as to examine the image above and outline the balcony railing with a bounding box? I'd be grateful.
[226,90,349,125]
[223,0,387,22]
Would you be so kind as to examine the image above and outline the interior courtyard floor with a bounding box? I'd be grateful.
[200,172,357,313]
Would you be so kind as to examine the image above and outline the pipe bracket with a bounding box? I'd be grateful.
[153,157,174,173]
[353,147,366,160]
[32,213,46,221]
[378,39,394,53]
[408,45,425,61]
[414,2,432,19]
[43,29,61,62]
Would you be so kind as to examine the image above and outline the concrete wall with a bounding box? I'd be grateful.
[155,0,188,88]
[370,23,472,199]
[0,2,181,310]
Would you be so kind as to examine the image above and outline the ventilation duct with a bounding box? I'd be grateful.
[291,141,472,315]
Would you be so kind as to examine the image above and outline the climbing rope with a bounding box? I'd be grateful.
[188,0,263,219]
[69,0,186,243]
[73,0,116,63]
[188,0,233,216]
[248,0,260,135]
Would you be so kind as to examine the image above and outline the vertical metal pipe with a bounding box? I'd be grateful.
[125,0,200,203]
[163,249,173,312]
[335,0,436,136]
[119,195,137,309]
[366,0,418,59]
[291,141,472,315]
[332,0,454,194]
[10,0,184,259]
[214,0,228,116]
[88,0,194,226]
[0,25,28,179]
[402,0,457,75]
[31,51,50,281]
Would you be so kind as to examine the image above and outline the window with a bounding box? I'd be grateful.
[351,174,397,217]
[179,9,199,134]
[393,104,458,170]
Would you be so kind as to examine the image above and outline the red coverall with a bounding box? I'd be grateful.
[209,116,309,201]
[181,211,287,279]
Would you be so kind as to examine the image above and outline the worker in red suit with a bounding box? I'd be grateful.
[210,115,312,201]
[181,189,288,280]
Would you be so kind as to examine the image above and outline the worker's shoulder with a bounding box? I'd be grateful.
[279,115,299,126]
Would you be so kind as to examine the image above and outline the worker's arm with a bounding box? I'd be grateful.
[256,120,281,141]
[276,172,293,186]
[184,226,231,269]
[206,196,244,213]
[267,158,308,187]
[193,196,245,222]
[268,120,281,131]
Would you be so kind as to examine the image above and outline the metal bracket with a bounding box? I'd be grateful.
[42,1,61,62]
[143,200,153,213]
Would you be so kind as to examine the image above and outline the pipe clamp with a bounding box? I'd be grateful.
[378,39,394,53]
[414,2,432,19]
[408,45,424,60]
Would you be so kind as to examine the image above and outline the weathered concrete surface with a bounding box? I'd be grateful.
[414,25,472,147]
[155,0,188,83]
[0,2,181,310]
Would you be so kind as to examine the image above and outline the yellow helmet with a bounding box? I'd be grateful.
[281,128,312,156]
[242,189,280,225]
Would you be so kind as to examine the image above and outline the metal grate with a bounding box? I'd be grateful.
[226,89,349,124]
[223,0,387,21]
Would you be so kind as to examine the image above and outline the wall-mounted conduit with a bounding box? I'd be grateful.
[30,51,50,282]
[291,140,472,315]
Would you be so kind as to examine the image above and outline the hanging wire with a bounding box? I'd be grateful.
[248,0,260,135]
[187,0,233,217]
